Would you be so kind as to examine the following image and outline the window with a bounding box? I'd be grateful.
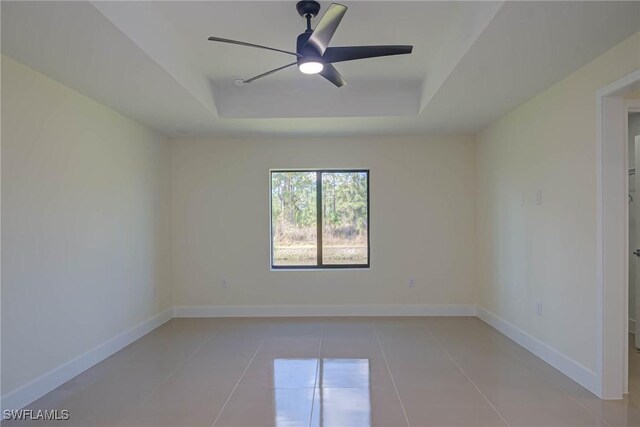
[270,170,369,269]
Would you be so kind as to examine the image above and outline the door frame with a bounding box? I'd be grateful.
[629,101,640,359]
[596,69,640,399]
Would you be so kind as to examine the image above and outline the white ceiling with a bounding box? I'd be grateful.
[2,1,639,138]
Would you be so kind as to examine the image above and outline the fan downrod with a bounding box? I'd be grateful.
[296,1,321,19]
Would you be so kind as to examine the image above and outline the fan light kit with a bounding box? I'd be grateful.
[208,1,413,87]
[299,59,324,74]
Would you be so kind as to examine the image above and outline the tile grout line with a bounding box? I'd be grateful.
[113,322,222,426]
[372,321,412,427]
[421,323,512,427]
[307,321,325,427]
[210,323,272,427]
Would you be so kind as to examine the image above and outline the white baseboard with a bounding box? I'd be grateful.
[630,318,636,335]
[476,306,599,396]
[2,304,605,411]
[0,308,172,412]
[172,304,477,318]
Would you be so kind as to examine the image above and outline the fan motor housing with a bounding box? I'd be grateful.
[296,32,312,54]
[296,1,323,62]
[296,31,322,66]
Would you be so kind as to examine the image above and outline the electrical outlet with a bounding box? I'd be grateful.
[221,279,229,289]
[536,190,543,206]
[408,278,416,288]
[535,301,543,316]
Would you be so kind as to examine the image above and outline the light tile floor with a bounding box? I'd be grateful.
[4,317,640,426]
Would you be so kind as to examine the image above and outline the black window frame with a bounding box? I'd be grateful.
[270,169,370,270]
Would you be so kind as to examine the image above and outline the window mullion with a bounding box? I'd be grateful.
[317,171,323,266]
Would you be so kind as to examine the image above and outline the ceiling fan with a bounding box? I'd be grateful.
[207,1,413,87]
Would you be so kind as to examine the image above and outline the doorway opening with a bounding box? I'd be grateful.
[627,104,640,395]
[598,70,640,399]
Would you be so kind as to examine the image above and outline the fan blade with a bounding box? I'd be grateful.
[208,36,299,57]
[306,3,347,55]
[241,62,298,84]
[323,45,413,63]
[319,64,347,87]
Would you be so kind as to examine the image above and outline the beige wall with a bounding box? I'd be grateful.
[171,135,476,308]
[1,56,172,395]
[476,32,640,372]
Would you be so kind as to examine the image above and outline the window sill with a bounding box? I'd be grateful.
[270,266,370,271]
